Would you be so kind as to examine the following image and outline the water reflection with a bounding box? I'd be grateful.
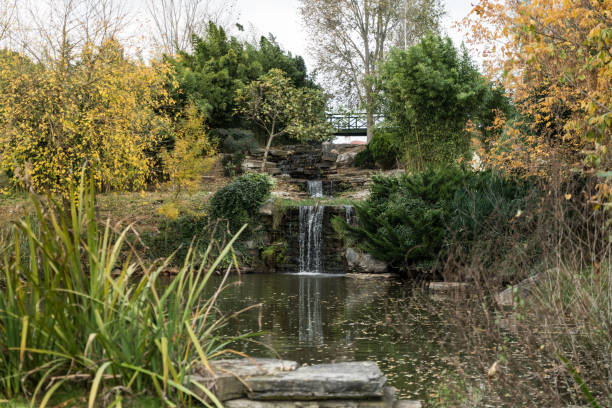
[208,274,460,400]
[298,276,323,345]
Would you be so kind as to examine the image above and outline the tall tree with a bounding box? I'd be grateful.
[10,0,130,66]
[0,0,15,43]
[380,34,495,169]
[235,69,333,171]
[299,0,444,142]
[146,0,237,55]
[396,0,445,49]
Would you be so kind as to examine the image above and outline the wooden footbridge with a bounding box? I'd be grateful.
[326,113,384,136]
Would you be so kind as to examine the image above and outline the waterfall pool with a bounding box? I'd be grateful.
[207,273,468,401]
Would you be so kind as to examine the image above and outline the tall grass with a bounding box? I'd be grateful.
[439,174,611,407]
[0,178,257,407]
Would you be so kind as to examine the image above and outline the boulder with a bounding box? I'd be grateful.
[496,271,549,307]
[269,148,294,158]
[346,248,388,274]
[190,359,298,402]
[242,160,262,171]
[337,152,358,167]
[321,151,338,162]
[259,199,275,216]
[246,362,386,400]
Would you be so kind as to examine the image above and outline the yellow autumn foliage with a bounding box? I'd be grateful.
[462,0,611,185]
[0,39,174,195]
[161,104,216,195]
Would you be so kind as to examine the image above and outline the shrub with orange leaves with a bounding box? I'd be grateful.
[461,0,611,190]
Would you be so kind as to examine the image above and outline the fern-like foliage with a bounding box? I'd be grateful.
[342,167,535,272]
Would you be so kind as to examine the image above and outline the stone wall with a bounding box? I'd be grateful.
[242,144,365,180]
[249,204,348,274]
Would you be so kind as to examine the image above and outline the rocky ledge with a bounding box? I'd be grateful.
[190,359,421,407]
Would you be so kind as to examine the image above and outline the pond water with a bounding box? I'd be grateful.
[209,273,467,401]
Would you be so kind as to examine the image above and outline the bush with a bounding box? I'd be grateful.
[369,127,403,169]
[217,128,259,154]
[342,167,535,274]
[222,152,246,177]
[403,126,472,171]
[354,146,376,169]
[209,173,274,231]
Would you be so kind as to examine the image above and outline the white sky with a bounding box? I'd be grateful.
[233,0,477,70]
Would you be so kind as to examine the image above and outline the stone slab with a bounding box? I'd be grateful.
[246,362,386,400]
[190,359,299,402]
[225,399,421,408]
[345,273,399,280]
[428,282,470,292]
[495,271,546,307]
[225,400,389,408]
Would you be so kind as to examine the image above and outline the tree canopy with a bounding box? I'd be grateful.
[235,69,333,170]
[171,22,319,130]
[378,34,510,169]
[0,40,174,194]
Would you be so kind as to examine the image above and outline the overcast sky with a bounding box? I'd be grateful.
[233,0,477,70]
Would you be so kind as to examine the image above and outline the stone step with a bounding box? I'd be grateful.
[190,359,298,402]
[225,399,422,408]
[246,362,386,401]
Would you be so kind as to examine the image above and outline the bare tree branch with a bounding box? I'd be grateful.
[145,0,238,55]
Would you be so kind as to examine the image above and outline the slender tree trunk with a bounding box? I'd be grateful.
[366,87,375,142]
[261,133,275,172]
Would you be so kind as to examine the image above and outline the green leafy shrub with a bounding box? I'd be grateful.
[369,127,403,169]
[354,146,376,169]
[222,152,246,177]
[261,242,288,268]
[209,173,274,231]
[341,167,534,273]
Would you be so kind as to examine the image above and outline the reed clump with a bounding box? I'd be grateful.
[0,179,256,407]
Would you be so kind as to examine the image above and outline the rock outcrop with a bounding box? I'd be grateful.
[345,248,388,274]
[496,270,553,307]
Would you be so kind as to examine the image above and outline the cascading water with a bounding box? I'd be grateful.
[298,205,324,274]
[307,180,323,198]
[344,205,355,224]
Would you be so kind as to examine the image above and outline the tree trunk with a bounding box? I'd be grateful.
[261,133,275,172]
[366,88,375,143]
[366,110,375,142]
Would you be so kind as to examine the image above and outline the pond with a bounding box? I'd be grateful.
[208,273,469,401]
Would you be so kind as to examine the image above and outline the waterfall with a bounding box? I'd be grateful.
[307,180,323,198]
[344,205,355,224]
[299,205,324,274]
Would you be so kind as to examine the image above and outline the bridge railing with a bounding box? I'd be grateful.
[326,113,385,131]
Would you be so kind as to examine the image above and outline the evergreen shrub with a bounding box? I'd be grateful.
[369,127,403,169]
[354,146,376,169]
[218,128,259,154]
[342,167,535,272]
[210,173,274,231]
